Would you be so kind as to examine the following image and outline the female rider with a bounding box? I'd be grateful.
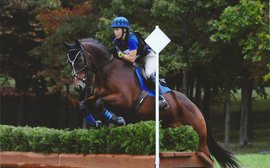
[110,16,169,110]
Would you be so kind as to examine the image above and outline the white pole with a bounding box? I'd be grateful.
[155,26,160,168]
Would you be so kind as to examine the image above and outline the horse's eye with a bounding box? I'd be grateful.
[77,57,84,64]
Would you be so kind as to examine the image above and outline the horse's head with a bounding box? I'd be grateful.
[64,39,113,93]
[64,40,91,93]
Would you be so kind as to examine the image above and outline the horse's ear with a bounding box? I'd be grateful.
[63,41,73,50]
[75,40,83,49]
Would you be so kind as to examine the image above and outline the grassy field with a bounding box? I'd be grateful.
[211,131,270,168]
[214,153,270,168]
[236,153,270,168]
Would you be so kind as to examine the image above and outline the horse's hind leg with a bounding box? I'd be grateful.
[197,130,211,157]
[190,116,211,157]
[170,91,211,157]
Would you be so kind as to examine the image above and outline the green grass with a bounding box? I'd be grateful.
[214,154,270,168]
[213,128,270,168]
[236,153,270,168]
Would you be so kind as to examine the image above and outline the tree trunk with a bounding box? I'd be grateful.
[194,76,202,109]
[188,73,194,100]
[17,94,24,126]
[239,80,252,147]
[202,86,210,119]
[182,71,188,95]
[224,89,231,149]
[65,84,70,127]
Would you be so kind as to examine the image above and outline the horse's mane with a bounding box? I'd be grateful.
[78,38,110,52]
[78,38,120,58]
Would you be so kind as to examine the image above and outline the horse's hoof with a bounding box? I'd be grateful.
[95,120,103,127]
[88,120,103,128]
[111,116,126,126]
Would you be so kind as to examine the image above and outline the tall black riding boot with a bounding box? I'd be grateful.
[150,73,169,110]
[159,94,169,110]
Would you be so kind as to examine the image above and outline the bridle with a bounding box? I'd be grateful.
[67,46,114,82]
[67,48,88,82]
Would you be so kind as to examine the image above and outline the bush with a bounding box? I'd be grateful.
[162,126,199,152]
[0,121,198,155]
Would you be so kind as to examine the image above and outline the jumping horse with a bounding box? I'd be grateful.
[64,38,239,168]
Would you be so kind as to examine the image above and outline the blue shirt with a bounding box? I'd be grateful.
[114,34,138,54]
[114,33,150,58]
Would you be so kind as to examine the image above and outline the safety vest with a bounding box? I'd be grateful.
[115,32,151,59]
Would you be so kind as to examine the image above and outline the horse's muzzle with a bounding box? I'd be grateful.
[74,85,85,94]
[73,78,86,94]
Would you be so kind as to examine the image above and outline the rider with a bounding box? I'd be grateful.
[110,16,169,110]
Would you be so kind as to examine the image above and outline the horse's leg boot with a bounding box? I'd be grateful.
[85,114,103,128]
[111,116,126,126]
[104,109,126,126]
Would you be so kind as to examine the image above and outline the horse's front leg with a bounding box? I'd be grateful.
[81,95,99,109]
[96,93,129,126]
[84,95,98,103]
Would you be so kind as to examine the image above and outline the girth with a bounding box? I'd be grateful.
[126,90,148,113]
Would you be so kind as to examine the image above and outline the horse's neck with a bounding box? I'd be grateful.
[95,58,135,86]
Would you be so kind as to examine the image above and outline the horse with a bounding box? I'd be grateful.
[64,38,239,168]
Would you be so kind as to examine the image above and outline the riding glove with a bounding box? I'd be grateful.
[117,51,124,58]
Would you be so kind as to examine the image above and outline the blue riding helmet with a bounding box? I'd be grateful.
[111,16,130,29]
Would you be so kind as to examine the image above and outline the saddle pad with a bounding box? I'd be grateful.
[135,67,171,97]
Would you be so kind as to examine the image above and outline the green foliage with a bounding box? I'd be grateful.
[28,127,64,153]
[0,0,61,11]
[0,121,199,155]
[188,42,211,67]
[210,0,264,43]
[162,126,199,152]
[0,125,15,151]
[209,0,270,83]
[159,43,186,76]
[0,74,15,87]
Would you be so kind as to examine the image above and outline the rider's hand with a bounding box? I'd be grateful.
[117,51,124,58]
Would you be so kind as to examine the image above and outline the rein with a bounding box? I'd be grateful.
[83,50,113,72]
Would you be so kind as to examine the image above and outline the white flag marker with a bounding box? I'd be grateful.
[145,26,170,168]
[145,26,171,54]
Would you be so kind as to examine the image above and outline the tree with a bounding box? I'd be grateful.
[210,0,270,146]
[151,0,233,117]
[0,0,93,126]
[0,0,62,125]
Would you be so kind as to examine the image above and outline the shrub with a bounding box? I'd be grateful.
[0,121,198,155]
[162,126,199,152]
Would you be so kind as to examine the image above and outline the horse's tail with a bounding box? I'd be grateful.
[206,120,240,168]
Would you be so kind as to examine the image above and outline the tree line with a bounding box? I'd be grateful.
[0,0,269,147]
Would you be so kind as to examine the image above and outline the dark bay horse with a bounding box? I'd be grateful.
[64,38,239,168]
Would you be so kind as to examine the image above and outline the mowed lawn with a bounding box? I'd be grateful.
[214,153,270,168]
[236,153,270,168]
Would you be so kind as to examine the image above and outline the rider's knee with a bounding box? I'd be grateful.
[145,71,153,80]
